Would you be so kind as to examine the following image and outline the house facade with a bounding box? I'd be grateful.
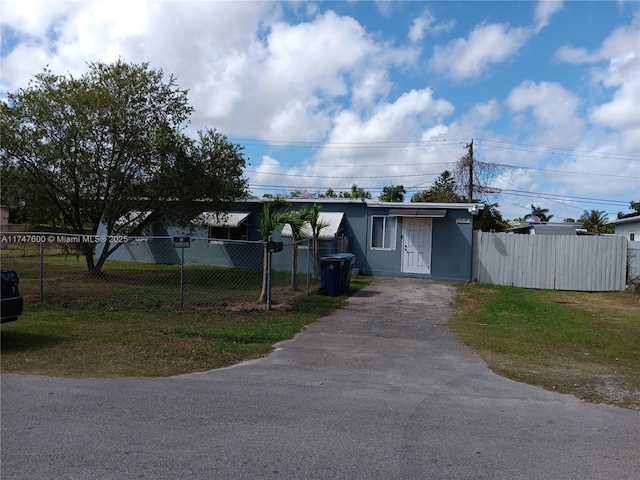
[97,199,483,282]
[608,213,640,241]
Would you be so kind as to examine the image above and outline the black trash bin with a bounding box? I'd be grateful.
[318,254,356,296]
[330,253,355,294]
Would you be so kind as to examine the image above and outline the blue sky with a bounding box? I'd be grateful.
[1,1,638,221]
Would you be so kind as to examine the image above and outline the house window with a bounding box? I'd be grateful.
[209,225,248,241]
[371,216,396,250]
[630,232,635,241]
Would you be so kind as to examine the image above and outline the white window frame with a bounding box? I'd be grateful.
[370,216,397,251]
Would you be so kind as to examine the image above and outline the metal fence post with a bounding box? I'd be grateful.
[306,238,310,295]
[39,233,44,301]
[180,245,185,308]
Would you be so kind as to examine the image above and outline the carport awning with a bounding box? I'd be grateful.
[388,209,447,218]
[192,212,250,228]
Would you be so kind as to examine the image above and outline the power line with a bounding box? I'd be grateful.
[476,138,640,160]
[235,135,640,161]
[245,162,639,179]
[246,182,632,207]
[244,170,442,179]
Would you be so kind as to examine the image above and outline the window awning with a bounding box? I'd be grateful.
[114,211,152,228]
[388,209,447,218]
[281,212,344,240]
[192,212,250,228]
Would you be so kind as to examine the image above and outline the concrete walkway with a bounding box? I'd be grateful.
[2,277,639,479]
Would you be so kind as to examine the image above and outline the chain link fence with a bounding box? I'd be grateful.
[0,232,320,309]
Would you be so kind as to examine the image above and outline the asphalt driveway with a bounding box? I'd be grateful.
[2,277,639,479]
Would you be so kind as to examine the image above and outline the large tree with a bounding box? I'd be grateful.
[474,203,508,232]
[0,163,62,226]
[0,60,247,274]
[411,170,465,203]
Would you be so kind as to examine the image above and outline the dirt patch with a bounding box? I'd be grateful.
[225,301,293,312]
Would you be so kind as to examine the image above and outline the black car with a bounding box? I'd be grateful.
[1,269,24,323]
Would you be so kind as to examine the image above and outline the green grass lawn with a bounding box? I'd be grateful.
[1,252,313,308]
[1,250,372,377]
[450,283,640,410]
[1,276,373,377]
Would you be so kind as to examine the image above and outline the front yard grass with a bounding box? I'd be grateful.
[0,253,373,377]
[450,283,640,410]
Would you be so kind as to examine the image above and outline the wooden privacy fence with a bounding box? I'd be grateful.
[473,232,628,291]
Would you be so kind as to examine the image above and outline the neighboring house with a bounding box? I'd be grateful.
[608,212,640,241]
[97,199,483,282]
[506,221,593,236]
[0,205,27,249]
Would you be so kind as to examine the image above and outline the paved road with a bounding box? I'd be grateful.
[2,278,639,479]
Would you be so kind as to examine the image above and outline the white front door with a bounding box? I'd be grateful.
[402,217,432,274]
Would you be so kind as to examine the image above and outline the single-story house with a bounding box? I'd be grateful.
[607,212,640,242]
[97,199,484,282]
[506,221,593,236]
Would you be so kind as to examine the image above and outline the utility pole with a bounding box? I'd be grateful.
[465,139,474,202]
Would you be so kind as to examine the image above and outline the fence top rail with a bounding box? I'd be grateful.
[0,232,268,245]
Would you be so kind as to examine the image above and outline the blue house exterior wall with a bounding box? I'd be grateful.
[97,199,479,281]
[430,209,473,281]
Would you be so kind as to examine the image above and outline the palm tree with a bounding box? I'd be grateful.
[579,209,612,234]
[258,196,288,303]
[339,184,372,199]
[301,204,329,279]
[525,204,554,222]
[281,210,308,291]
[379,184,406,202]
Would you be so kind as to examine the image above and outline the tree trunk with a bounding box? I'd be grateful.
[80,242,100,276]
[291,242,298,291]
[258,244,268,303]
[312,238,318,279]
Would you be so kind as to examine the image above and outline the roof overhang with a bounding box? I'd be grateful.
[192,212,250,228]
[533,225,577,236]
[388,208,447,218]
[281,212,344,240]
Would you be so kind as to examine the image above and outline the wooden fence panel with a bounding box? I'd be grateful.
[473,232,627,291]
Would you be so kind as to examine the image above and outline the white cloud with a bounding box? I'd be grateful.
[507,81,585,146]
[328,88,454,146]
[460,100,501,128]
[534,1,564,32]
[0,0,75,38]
[554,18,640,139]
[408,8,455,42]
[430,23,530,80]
